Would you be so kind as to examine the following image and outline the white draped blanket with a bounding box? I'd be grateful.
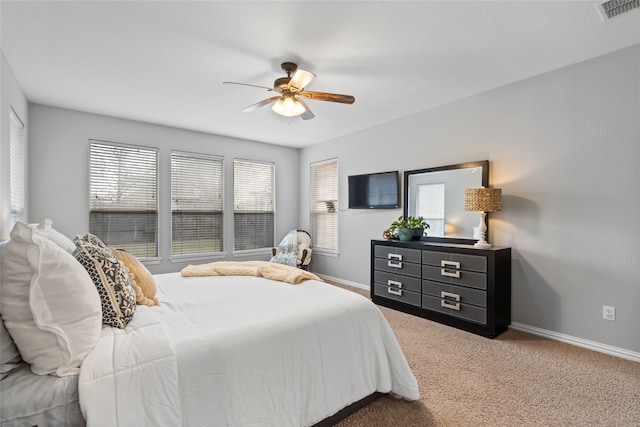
[79,273,419,427]
[78,307,182,426]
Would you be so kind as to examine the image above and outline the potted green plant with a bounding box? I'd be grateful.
[389,216,412,241]
[407,215,430,238]
[388,216,430,241]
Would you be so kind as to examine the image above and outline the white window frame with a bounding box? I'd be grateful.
[89,139,159,259]
[310,158,339,255]
[9,107,26,228]
[170,150,225,260]
[233,159,275,254]
[416,182,445,237]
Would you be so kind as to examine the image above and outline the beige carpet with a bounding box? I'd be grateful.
[328,282,640,427]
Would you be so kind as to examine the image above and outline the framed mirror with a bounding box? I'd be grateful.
[404,160,489,244]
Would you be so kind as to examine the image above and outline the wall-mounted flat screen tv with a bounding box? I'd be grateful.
[348,170,400,209]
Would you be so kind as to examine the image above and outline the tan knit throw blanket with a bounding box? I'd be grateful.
[180,261,322,284]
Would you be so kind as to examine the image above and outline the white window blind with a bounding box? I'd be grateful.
[9,108,26,227]
[311,159,338,252]
[233,159,274,251]
[416,182,445,236]
[171,151,223,255]
[89,140,158,257]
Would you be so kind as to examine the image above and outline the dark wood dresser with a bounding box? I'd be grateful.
[371,239,511,338]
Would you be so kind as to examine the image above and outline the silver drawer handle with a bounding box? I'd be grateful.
[387,280,403,288]
[440,291,460,301]
[388,253,403,261]
[441,268,461,278]
[441,300,461,311]
[387,287,403,296]
[441,260,460,269]
[388,260,403,268]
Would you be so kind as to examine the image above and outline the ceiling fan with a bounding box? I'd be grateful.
[223,62,355,120]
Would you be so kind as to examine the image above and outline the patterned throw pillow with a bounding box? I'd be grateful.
[74,233,108,249]
[73,241,136,329]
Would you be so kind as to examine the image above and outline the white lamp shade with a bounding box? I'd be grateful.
[272,96,305,117]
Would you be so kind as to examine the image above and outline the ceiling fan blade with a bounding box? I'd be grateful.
[241,96,281,112]
[223,81,281,93]
[288,69,315,93]
[297,99,315,120]
[300,91,355,104]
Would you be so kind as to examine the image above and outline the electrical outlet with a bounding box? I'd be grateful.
[603,306,615,321]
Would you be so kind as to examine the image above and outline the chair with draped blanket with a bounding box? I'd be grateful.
[270,230,312,270]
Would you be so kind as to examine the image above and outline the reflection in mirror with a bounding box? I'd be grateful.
[404,161,488,244]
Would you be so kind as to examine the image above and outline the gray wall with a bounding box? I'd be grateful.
[1,50,29,241]
[300,44,640,354]
[27,105,300,273]
[6,44,639,355]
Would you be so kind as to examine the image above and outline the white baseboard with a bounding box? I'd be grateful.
[510,322,640,363]
[316,275,640,363]
[316,273,369,291]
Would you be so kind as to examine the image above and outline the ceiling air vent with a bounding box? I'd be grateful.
[598,0,640,19]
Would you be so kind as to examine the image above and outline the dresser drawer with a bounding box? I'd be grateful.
[374,245,422,264]
[422,265,487,290]
[422,294,487,325]
[374,284,421,307]
[374,270,421,293]
[374,258,421,278]
[422,280,487,307]
[422,251,487,273]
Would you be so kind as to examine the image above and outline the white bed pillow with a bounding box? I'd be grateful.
[0,222,102,376]
[34,218,76,253]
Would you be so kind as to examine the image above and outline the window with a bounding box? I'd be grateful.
[171,151,223,256]
[233,159,275,251]
[416,183,445,236]
[9,108,26,227]
[311,159,338,252]
[89,140,158,258]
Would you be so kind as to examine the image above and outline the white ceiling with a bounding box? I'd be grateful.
[2,1,639,148]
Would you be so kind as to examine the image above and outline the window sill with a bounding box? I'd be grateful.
[312,249,339,258]
[233,248,272,258]
[139,257,162,265]
[170,253,227,263]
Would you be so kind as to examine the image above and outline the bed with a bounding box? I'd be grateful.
[1,221,419,427]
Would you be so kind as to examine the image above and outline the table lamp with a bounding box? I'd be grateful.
[464,187,502,249]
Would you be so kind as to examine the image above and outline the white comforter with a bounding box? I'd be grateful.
[79,273,419,427]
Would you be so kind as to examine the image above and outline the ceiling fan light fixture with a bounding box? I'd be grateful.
[272,96,306,117]
[226,62,354,120]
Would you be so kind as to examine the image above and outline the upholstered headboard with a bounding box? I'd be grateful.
[0,239,86,427]
[0,240,24,379]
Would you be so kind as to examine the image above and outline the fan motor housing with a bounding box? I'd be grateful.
[274,77,291,89]
[281,62,298,74]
